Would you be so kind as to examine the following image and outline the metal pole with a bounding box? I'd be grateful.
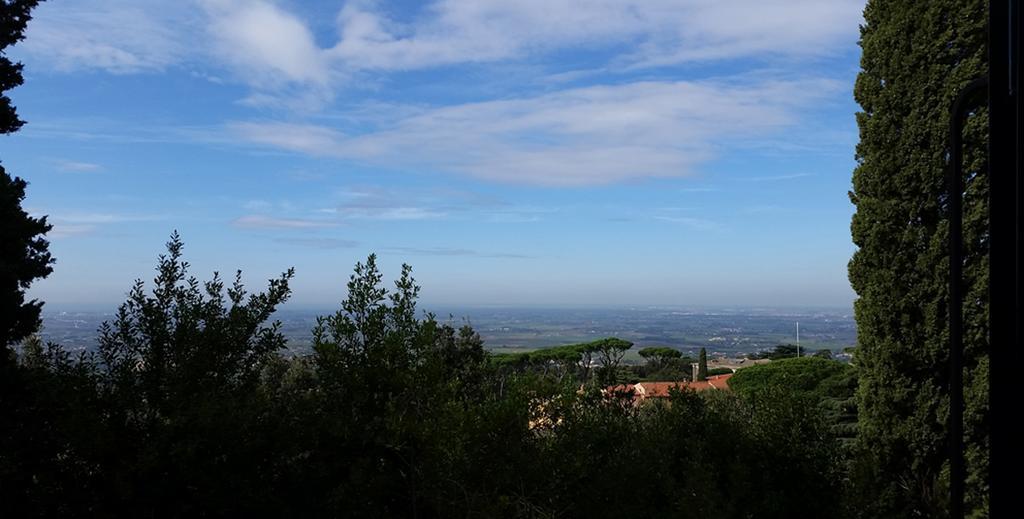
[948,76,988,519]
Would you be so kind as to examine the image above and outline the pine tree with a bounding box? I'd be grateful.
[848,0,988,515]
[1,170,52,348]
[0,0,49,350]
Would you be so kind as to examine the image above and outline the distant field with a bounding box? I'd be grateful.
[39,305,856,357]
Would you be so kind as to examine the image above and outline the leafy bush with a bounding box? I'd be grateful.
[706,367,734,377]
[1,235,853,517]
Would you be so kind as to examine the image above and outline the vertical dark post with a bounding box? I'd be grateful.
[948,76,987,519]
[989,1,1023,517]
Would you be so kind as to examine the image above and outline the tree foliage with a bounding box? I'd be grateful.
[813,349,833,359]
[97,231,294,417]
[0,170,51,349]
[706,367,733,377]
[489,337,636,385]
[0,0,50,350]
[696,347,708,381]
[0,236,853,517]
[849,0,988,515]
[753,344,801,360]
[638,346,681,367]
[729,357,851,401]
[729,357,859,453]
[0,0,39,134]
[0,6,54,502]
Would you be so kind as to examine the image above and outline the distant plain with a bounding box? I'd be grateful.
[40,306,856,360]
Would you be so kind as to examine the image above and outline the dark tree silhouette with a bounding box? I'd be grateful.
[0,1,40,134]
[0,0,49,350]
[0,170,52,349]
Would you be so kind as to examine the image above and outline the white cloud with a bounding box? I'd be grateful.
[202,0,331,88]
[48,223,97,239]
[21,1,863,103]
[323,187,455,221]
[748,172,815,182]
[330,0,865,71]
[379,246,531,259]
[21,0,193,73]
[31,211,163,239]
[54,160,103,173]
[742,204,790,214]
[230,122,346,155]
[232,77,838,185]
[22,0,331,100]
[48,212,158,224]
[274,237,358,249]
[653,215,721,231]
[232,214,339,229]
[325,206,447,221]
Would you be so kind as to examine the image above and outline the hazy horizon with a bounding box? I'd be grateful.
[39,301,856,314]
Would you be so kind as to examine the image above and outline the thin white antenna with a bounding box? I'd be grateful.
[796,321,800,357]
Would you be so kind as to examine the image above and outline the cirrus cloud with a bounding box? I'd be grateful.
[231,77,839,185]
[21,1,863,105]
[232,214,340,229]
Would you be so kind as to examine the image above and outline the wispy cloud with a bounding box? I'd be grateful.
[484,206,555,223]
[232,78,838,186]
[232,215,339,229]
[749,173,814,182]
[320,206,447,221]
[330,0,863,71]
[742,204,791,215]
[380,246,532,259]
[318,187,449,221]
[31,211,163,239]
[22,0,193,74]
[22,1,862,109]
[48,212,162,224]
[23,0,330,106]
[274,237,358,249]
[54,160,103,173]
[320,186,511,221]
[48,223,97,239]
[653,215,722,231]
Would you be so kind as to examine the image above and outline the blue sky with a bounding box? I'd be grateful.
[5,0,866,309]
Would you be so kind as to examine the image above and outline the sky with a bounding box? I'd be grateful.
[5,0,866,310]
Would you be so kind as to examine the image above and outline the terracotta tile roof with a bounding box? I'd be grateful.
[706,374,733,390]
[606,374,733,399]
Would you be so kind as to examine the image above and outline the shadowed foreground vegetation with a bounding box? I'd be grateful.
[2,235,853,518]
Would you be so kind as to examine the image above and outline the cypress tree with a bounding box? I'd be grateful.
[849,0,988,516]
[697,347,708,382]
